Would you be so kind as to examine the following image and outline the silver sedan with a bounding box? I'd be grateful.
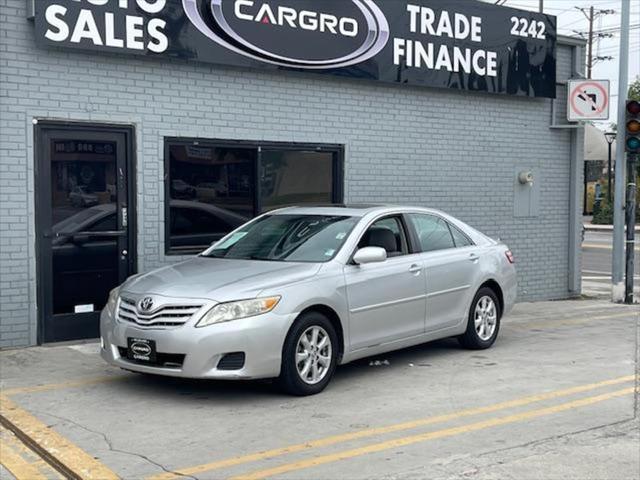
[101,205,516,395]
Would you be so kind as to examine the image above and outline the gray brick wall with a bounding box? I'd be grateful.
[0,1,583,347]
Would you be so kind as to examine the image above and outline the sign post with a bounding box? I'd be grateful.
[625,153,637,304]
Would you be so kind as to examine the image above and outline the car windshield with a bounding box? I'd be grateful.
[201,214,358,262]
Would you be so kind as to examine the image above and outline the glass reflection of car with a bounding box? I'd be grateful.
[53,201,248,313]
[171,179,196,199]
[52,204,119,314]
[195,182,218,202]
[101,206,517,396]
[69,186,99,207]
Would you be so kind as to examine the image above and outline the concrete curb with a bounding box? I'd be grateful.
[584,224,640,233]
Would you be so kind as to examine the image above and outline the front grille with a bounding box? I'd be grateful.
[118,347,185,369]
[217,352,246,371]
[118,297,202,328]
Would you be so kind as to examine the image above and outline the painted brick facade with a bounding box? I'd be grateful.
[0,1,584,347]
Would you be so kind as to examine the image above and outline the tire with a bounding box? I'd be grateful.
[458,287,501,350]
[279,312,339,396]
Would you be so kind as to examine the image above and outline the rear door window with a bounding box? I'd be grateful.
[408,214,455,252]
[448,224,473,247]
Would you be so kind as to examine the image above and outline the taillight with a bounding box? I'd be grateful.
[505,250,515,264]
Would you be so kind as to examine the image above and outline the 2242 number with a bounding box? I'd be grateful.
[510,17,546,40]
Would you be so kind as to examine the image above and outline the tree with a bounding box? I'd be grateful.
[629,76,640,101]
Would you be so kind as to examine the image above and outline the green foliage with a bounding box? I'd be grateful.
[629,76,640,101]
[592,201,613,224]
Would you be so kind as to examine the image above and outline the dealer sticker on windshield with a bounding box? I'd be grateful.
[214,231,247,249]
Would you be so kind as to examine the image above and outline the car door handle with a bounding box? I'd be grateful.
[469,254,480,262]
[409,264,422,275]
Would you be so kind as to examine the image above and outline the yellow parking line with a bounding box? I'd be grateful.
[0,396,119,480]
[0,438,47,480]
[0,425,64,480]
[2,374,129,396]
[231,386,636,480]
[146,374,635,480]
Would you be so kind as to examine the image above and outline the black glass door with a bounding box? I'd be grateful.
[36,125,134,343]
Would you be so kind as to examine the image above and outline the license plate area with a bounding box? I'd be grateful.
[127,337,157,363]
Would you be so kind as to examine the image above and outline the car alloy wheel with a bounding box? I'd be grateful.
[459,287,501,350]
[295,326,332,385]
[474,295,498,341]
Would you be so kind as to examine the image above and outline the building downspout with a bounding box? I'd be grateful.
[549,40,585,297]
[567,44,585,296]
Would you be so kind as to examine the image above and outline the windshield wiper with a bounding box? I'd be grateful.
[246,255,283,262]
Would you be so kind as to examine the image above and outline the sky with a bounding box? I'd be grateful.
[480,0,640,130]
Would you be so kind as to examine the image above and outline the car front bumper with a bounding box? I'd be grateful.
[100,304,295,380]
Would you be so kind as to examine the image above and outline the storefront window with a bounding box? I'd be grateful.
[165,140,342,254]
[260,150,334,212]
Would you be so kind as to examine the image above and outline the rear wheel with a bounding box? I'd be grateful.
[279,312,338,396]
[458,287,501,349]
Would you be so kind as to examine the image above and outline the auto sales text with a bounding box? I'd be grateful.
[394,4,498,77]
[43,0,168,53]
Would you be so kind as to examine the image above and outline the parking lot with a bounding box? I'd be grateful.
[1,298,638,480]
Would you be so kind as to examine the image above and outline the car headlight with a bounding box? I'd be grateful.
[196,296,281,328]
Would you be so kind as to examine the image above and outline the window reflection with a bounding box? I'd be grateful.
[166,141,341,254]
[167,145,255,252]
[261,150,334,212]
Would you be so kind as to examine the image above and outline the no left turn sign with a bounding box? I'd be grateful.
[567,79,610,121]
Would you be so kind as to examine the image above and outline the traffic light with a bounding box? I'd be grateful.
[626,100,640,153]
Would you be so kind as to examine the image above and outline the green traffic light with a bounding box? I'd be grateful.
[627,137,640,151]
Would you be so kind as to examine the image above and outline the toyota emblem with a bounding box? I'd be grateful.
[139,297,154,312]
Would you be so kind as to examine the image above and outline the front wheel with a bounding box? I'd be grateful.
[458,287,501,350]
[279,312,338,396]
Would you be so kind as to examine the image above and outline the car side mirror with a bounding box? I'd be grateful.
[353,247,387,265]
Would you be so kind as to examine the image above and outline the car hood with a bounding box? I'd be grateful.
[122,256,322,301]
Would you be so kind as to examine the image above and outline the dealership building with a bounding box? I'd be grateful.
[0,0,585,348]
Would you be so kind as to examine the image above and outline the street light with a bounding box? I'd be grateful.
[604,131,616,204]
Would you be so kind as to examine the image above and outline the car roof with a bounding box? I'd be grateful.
[267,204,445,217]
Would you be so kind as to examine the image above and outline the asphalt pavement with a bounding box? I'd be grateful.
[1,299,638,480]
[582,230,640,298]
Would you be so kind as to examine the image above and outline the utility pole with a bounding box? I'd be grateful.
[576,7,616,78]
[587,6,594,78]
[612,0,631,302]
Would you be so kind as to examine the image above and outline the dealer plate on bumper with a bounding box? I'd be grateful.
[127,337,157,363]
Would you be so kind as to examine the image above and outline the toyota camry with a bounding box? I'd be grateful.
[101,205,516,395]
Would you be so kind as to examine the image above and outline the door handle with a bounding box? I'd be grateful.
[469,254,480,262]
[409,264,422,275]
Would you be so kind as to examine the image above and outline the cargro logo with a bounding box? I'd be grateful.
[182,0,389,69]
[131,342,152,356]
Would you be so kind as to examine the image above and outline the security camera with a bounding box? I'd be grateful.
[518,171,534,186]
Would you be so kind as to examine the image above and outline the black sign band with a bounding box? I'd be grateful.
[35,0,557,98]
